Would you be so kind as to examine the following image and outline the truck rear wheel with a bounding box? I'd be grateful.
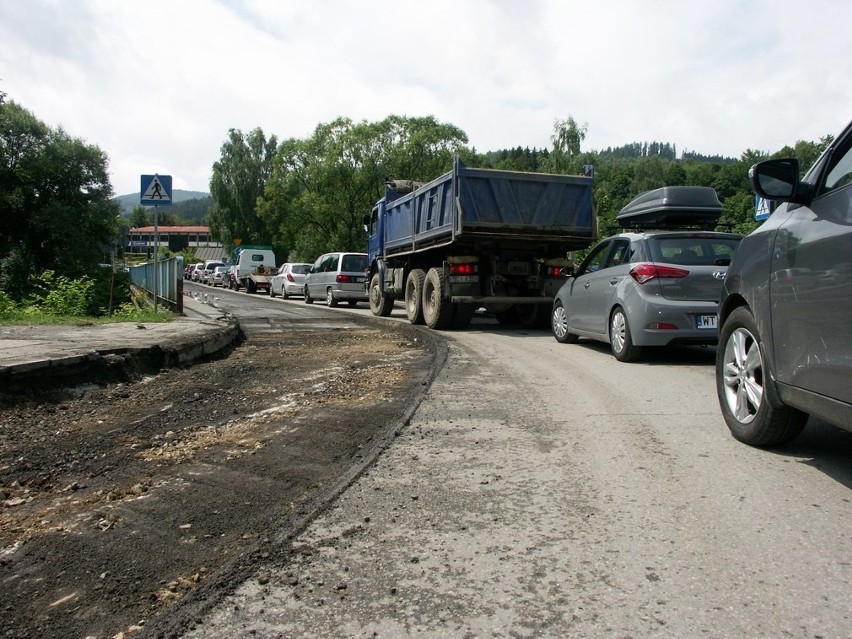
[247,279,256,294]
[405,269,426,324]
[423,268,454,330]
[369,273,393,317]
[517,305,549,329]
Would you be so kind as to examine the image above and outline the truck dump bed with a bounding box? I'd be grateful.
[382,159,595,257]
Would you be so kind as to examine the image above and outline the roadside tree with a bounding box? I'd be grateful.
[257,115,468,261]
[207,127,278,255]
[0,99,119,300]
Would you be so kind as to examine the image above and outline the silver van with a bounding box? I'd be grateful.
[304,252,369,307]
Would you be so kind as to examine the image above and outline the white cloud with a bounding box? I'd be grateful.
[1,0,849,196]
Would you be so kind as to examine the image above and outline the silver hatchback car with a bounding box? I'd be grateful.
[270,262,311,298]
[552,186,742,362]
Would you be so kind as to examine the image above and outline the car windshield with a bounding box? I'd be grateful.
[648,236,741,265]
[342,255,368,271]
[292,264,310,274]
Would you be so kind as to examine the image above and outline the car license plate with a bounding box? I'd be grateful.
[696,314,717,329]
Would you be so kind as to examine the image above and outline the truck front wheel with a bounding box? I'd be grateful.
[423,268,454,330]
[369,273,393,317]
[405,269,426,324]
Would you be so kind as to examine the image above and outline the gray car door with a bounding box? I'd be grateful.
[770,136,852,402]
[570,240,615,334]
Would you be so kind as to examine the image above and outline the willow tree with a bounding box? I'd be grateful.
[548,116,588,174]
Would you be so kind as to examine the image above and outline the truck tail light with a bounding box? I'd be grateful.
[545,266,566,277]
[450,263,478,275]
[629,263,689,284]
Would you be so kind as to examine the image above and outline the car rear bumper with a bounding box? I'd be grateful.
[334,285,368,301]
[630,299,720,346]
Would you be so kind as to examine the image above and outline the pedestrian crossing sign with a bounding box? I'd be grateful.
[755,195,772,221]
[140,174,173,205]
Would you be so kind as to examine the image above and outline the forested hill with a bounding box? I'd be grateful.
[113,190,212,224]
[113,190,210,213]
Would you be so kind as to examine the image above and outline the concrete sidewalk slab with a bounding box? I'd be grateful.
[0,296,240,391]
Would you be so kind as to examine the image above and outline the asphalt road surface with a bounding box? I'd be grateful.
[184,283,852,638]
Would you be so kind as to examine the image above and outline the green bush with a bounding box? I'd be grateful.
[0,290,16,315]
[31,270,94,316]
[86,266,132,315]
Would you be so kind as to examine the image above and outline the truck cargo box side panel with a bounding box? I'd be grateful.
[414,179,455,240]
[384,198,415,253]
[385,176,457,255]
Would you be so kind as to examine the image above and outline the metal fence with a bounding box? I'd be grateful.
[128,256,184,313]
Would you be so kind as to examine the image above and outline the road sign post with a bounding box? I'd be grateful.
[141,175,173,313]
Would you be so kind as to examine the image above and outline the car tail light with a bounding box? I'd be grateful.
[450,263,478,275]
[646,322,679,330]
[336,274,354,283]
[286,273,295,281]
[629,263,689,284]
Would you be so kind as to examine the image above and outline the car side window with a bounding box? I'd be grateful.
[823,138,852,193]
[578,241,611,275]
[608,240,630,267]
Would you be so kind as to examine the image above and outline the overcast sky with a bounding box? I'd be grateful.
[2,0,850,197]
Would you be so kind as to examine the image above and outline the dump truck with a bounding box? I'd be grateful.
[366,158,596,329]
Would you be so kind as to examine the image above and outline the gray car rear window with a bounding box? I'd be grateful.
[648,237,741,265]
[342,255,367,271]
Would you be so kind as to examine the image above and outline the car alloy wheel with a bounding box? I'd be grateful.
[552,301,578,344]
[716,306,806,446]
[720,325,762,424]
[609,306,641,362]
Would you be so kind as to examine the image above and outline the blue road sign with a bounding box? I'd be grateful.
[755,195,772,221]
[140,174,173,205]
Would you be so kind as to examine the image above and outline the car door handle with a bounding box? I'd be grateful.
[584,282,591,289]
[610,278,619,285]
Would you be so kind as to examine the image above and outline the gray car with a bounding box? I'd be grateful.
[304,252,369,307]
[552,186,742,362]
[716,119,852,447]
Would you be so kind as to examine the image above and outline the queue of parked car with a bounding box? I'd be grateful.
[179,119,852,449]
[187,252,370,309]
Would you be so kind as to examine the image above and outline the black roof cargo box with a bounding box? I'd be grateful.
[617,186,723,229]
